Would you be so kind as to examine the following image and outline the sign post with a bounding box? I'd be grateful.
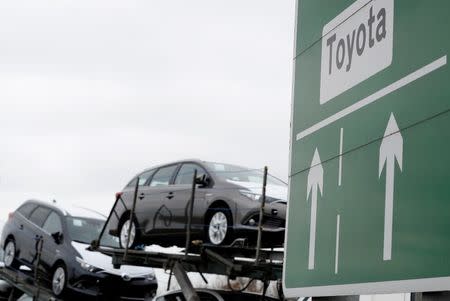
[284,0,450,297]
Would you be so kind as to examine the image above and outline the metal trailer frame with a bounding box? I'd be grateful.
[0,267,59,301]
[96,242,283,281]
[0,236,60,301]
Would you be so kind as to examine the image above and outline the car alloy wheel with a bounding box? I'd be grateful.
[52,266,66,296]
[4,240,16,268]
[120,219,136,249]
[208,211,228,245]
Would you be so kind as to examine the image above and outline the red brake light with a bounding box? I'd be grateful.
[115,192,123,200]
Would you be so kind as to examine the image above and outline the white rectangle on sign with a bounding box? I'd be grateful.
[320,0,394,104]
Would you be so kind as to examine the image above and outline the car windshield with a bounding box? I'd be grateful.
[205,162,287,187]
[66,217,119,247]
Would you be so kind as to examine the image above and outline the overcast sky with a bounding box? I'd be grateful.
[0,1,296,216]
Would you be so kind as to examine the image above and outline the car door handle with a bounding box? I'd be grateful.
[166,192,174,199]
[138,193,145,200]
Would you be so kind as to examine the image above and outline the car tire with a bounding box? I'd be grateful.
[3,239,19,269]
[51,263,67,297]
[119,215,140,249]
[205,208,233,246]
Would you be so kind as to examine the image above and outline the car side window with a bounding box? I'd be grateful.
[149,165,178,187]
[138,170,155,186]
[28,207,51,227]
[42,211,63,234]
[17,203,37,218]
[126,170,155,188]
[175,164,207,185]
[126,177,137,188]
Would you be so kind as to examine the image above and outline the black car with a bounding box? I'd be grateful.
[106,159,287,248]
[1,200,158,300]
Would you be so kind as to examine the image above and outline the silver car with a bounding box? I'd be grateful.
[105,160,287,248]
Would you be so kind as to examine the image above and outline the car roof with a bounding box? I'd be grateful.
[138,158,206,173]
[127,159,209,182]
[22,199,106,220]
[135,159,255,175]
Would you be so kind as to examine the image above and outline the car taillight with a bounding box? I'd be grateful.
[115,192,123,200]
[8,212,13,220]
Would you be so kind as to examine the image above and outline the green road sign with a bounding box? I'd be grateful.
[284,0,450,297]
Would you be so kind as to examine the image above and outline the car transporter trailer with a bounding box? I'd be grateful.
[0,168,285,301]
[92,167,286,301]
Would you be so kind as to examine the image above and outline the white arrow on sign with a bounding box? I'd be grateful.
[307,148,324,270]
[379,113,403,261]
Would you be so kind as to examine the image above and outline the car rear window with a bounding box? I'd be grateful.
[29,207,51,227]
[16,203,37,218]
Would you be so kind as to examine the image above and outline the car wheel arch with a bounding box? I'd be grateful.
[3,236,21,269]
[51,260,69,296]
[4,234,15,245]
[118,210,141,248]
[52,259,73,282]
[205,200,233,226]
[4,235,18,254]
[52,259,66,273]
[204,200,235,245]
[119,210,139,228]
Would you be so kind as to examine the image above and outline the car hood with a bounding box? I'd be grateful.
[72,242,154,278]
[227,180,288,202]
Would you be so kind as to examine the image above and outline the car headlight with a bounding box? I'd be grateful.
[239,190,262,201]
[76,257,103,273]
[145,272,156,281]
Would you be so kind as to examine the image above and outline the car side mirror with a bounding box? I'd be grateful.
[195,174,211,187]
[51,232,63,244]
